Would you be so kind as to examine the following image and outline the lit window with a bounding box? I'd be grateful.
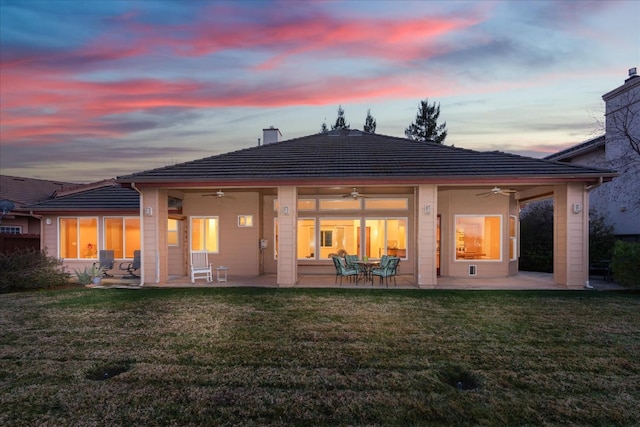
[238,215,254,227]
[168,219,179,246]
[318,218,360,258]
[274,218,279,259]
[297,218,315,259]
[105,217,140,258]
[364,198,408,210]
[298,199,316,210]
[319,199,361,210]
[455,215,502,261]
[365,218,408,259]
[60,217,98,259]
[191,217,219,253]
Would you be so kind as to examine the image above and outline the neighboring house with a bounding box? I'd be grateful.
[0,175,80,252]
[546,68,640,241]
[24,179,142,273]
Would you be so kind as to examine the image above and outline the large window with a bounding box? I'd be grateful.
[105,217,140,258]
[365,218,408,259]
[60,217,98,259]
[318,218,360,258]
[191,217,219,252]
[455,215,502,261]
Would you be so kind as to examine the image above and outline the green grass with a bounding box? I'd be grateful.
[1,288,639,426]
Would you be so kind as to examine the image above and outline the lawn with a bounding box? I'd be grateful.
[1,287,639,426]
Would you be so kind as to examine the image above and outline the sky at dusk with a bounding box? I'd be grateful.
[1,0,638,183]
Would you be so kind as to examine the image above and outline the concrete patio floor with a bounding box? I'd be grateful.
[97,271,624,291]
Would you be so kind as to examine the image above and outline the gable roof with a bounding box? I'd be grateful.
[117,130,616,186]
[0,175,77,208]
[544,135,606,162]
[25,182,139,213]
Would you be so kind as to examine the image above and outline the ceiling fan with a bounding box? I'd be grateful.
[342,187,369,199]
[202,189,235,199]
[475,186,517,197]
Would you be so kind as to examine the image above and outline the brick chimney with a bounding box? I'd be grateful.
[262,126,282,145]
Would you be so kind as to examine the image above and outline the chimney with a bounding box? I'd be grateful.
[262,126,282,145]
[627,67,638,82]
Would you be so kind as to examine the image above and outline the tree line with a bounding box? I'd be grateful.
[321,98,448,144]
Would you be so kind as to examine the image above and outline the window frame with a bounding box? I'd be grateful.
[454,214,503,262]
[190,216,220,253]
[58,216,99,260]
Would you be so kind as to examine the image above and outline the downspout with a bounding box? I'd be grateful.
[130,183,145,287]
[585,176,604,192]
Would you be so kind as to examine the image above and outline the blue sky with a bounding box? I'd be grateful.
[1,0,638,182]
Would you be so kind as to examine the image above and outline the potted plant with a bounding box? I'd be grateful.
[89,265,105,285]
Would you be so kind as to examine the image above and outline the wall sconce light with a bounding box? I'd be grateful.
[571,203,583,214]
[45,217,52,225]
[283,205,289,215]
[424,204,431,215]
[144,207,153,216]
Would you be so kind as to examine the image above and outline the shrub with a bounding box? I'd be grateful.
[519,200,554,272]
[0,248,70,293]
[610,241,640,288]
[589,209,616,264]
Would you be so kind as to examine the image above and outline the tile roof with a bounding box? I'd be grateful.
[544,135,605,161]
[0,175,77,207]
[117,130,616,185]
[25,183,139,212]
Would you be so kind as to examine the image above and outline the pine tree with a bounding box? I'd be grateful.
[363,109,377,133]
[331,105,350,130]
[404,98,447,144]
[321,120,328,133]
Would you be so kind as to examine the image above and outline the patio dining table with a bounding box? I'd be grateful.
[355,260,381,284]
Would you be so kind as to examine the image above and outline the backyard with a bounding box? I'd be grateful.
[1,287,639,426]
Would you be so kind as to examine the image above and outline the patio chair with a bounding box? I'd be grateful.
[95,250,114,277]
[344,254,362,273]
[190,252,213,283]
[371,257,400,287]
[332,256,359,286]
[119,250,140,279]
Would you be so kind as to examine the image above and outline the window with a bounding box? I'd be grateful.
[168,219,179,246]
[509,215,517,261]
[238,215,253,227]
[318,199,361,210]
[364,198,408,210]
[105,217,140,258]
[318,218,359,258]
[0,226,21,234]
[455,215,502,261]
[60,217,98,259]
[274,218,279,259]
[297,218,315,259]
[320,230,333,247]
[298,199,316,210]
[191,217,219,252]
[365,218,408,259]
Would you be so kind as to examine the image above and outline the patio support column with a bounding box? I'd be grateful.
[140,187,169,285]
[277,186,297,287]
[554,182,589,289]
[416,184,437,288]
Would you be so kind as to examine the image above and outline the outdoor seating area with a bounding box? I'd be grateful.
[331,254,401,287]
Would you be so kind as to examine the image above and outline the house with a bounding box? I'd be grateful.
[25,180,141,271]
[546,68,640,241]
[0,175,79,253]
[24,126,617,289]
